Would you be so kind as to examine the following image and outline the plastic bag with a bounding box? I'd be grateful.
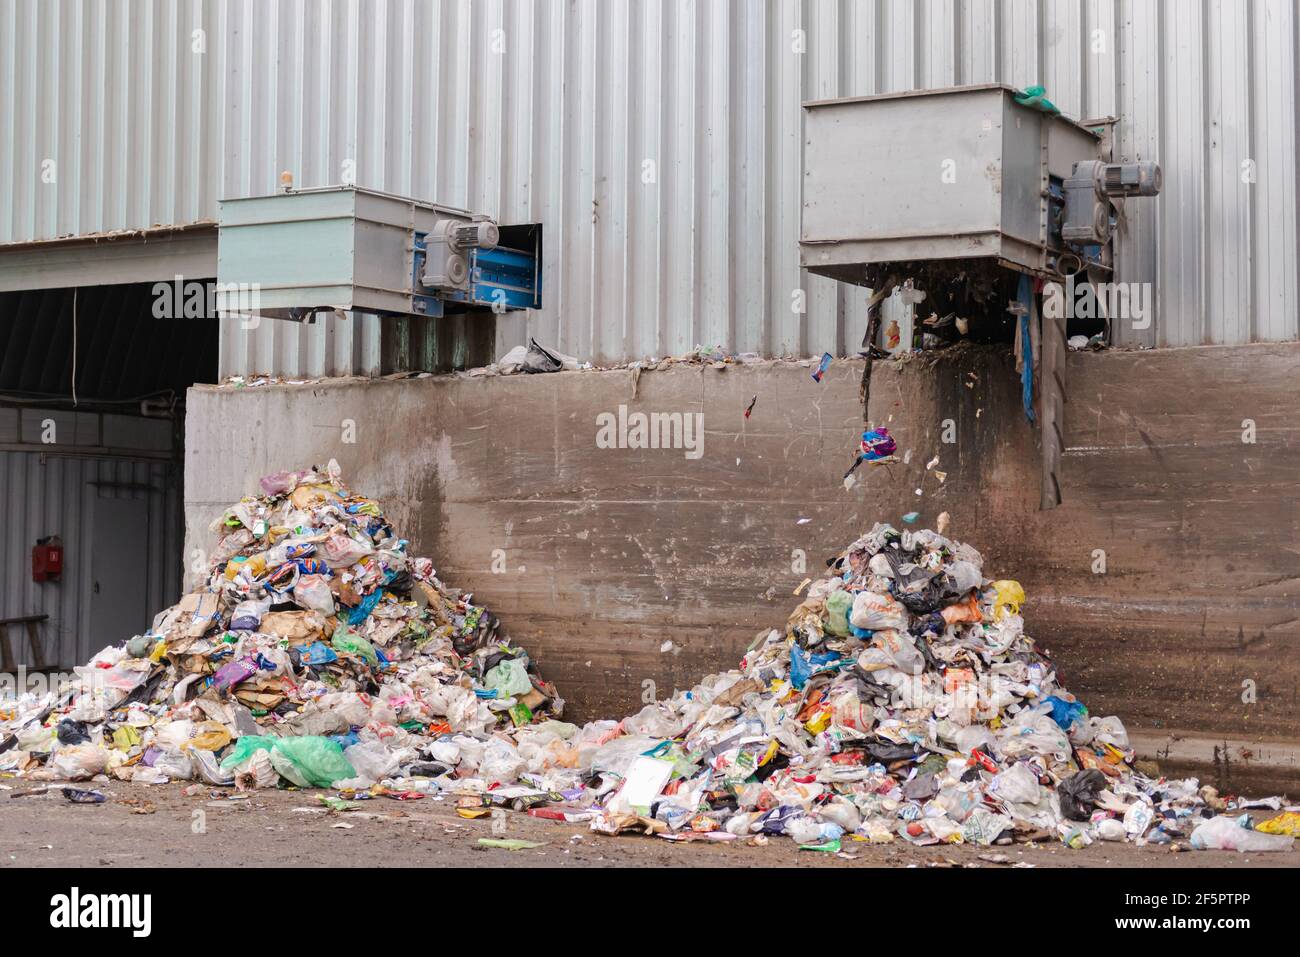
[1042,695,1087,731]
[343,740,401,784]
[620,704,683,740]
[1013,85,1060,115]
[259,469,309,497]
[322,532,374,568]
[521,337,565,374]
[823,590,853,637]
[230,749,278,789]
[789,645,842,690]
[273,736,357,787]
[786,817,844,845]
[590,735,664,777]
[50,744,110,781]
[1087,716,1129,750]
[219,735,355,788]
[944,560,982,595]
[940,594,982,625]
[183,720,233,753]
[484,658,533,698]
[990,580,1025,619]
[230,599,271,631]
[1256,811,1300,837]
[873,630,923,675]
[480,738,525,785]
[294,575,336,615]
[999,709,1072,763]
[152,747,196,781]
[191,748,235,786]
[331,628,379,667]
[1190,816,1294,852]
[849,591,907,632]
[1058,769,1107,821]
[989,763,1041,806]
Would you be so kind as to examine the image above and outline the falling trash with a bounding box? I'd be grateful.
[845,427,897,480]
[860,427,896,461]
[812,352,833,382]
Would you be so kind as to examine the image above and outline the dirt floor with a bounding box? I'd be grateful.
[1,780,1294,868]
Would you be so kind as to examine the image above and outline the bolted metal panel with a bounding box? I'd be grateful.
[2,0,1296,360]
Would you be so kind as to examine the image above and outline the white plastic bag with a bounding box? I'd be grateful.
[294,575,336,615]
[989,763,1041,805]
[152,747,195,781]
[50,744,110,780]
[480,738,525,785]
[343,740,401,784]
[1190,816,1294,852]
[230,749,279,789]
[850,591,908,632]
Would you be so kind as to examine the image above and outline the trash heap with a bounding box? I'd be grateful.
[0,462,563,791]
[1,467,1293,854]
[577,524,1293,851]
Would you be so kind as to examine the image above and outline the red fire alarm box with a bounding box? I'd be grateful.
[32,536,63,582]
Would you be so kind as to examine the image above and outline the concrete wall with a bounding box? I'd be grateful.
[185,342,1300,783]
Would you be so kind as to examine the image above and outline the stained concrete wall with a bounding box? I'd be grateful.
[184,343,1300,785]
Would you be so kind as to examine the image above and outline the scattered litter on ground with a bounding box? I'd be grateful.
[1190,815,1294,852]
[2,468,1291,857]
[61,787,106,804]
[478,838,546,851]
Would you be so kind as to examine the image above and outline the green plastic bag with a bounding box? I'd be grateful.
[219,735,356,788]
[331,627,379,667]
[219,735,276,770]
[824,590,854,637]
[1014,85,1060,115]
[484,658,533,697]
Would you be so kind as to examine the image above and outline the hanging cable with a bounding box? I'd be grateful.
[71,286,78,407]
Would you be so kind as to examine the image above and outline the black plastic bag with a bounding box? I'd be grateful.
[1059,768,1108,821]
[57,718,91,745]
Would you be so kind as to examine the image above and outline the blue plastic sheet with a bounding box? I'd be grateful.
[789,645,843,690]
[347,588,384,625]
[1043,695,1087,730]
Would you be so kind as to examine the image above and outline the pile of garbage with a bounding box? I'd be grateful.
[578,526,1294,851]
[0,462,562,791]
[2,467,1293,854]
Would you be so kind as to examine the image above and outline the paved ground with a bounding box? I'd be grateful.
[1,780,1293,868]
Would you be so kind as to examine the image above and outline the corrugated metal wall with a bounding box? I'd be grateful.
[3,0,1297,357]
[0,428,182,669]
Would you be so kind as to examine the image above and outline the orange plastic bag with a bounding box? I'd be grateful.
[941,594,982,624]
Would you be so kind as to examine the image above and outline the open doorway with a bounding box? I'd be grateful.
[0,283,217,669]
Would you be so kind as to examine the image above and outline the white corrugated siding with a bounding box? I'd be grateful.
[0,451,182,668]
[2,0,1297,356]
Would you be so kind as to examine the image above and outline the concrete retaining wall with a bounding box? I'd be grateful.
[185,343,1300,786]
